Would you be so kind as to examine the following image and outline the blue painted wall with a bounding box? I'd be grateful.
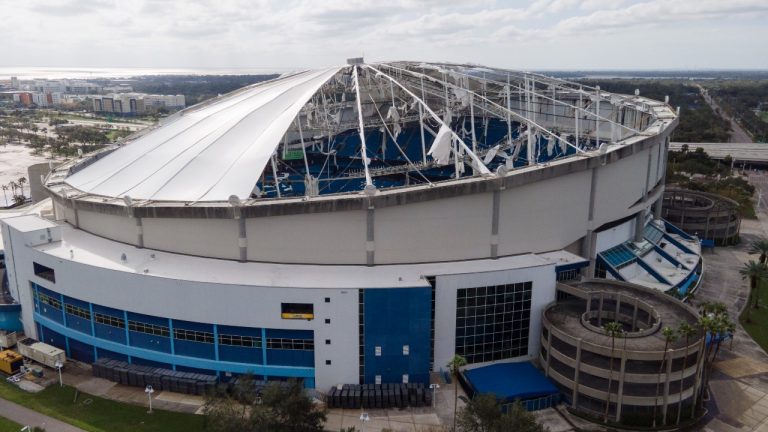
[0,305,22,332]
[31,287,316,386]
[363,287,431,384]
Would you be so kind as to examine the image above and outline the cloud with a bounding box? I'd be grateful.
[0,0,765,69]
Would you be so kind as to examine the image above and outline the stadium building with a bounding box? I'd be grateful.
[0,61,694,392]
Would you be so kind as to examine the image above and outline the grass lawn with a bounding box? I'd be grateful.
[0,416,22,432]
[741,280,768,351]
[0,381,204,432]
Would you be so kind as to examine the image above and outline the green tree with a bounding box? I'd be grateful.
[740,260,767,321]
[457,395,545,432]
[653,326,677,427]
[696,304,733,415]
[750,239,768,265]
[602,321,624,423]
[262,379,326,432]
[676,322,697,425]
[203,377,326,432]
[448,354,468,432]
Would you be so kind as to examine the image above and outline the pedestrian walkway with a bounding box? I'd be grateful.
[697,214,768,431]
[0,398,86,432]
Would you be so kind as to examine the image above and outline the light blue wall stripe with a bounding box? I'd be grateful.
[35,313,313,378]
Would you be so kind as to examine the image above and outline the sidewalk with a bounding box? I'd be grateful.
[697,214,768,431]
[0,398,86,432]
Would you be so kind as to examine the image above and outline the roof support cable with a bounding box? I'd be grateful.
[295,117,313,194]
[351,65,374,190]
[366,64,491,176]
[377,63,584,156]
[270,153,281,198]
[422,65,640,136]
[419,75,427,164]
[369,95,433,186]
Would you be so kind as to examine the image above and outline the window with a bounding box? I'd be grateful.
[37,292,61,310]
[281,303,314,320]
[375,346,381,356]
[455,282,533,364]
[325,339,331,345]
[324,297,331,303]
[375,375,382,385]
[64,304,91,320]
[128,320,170,337]
[326,360,332,365]
[403,345,410,356]
[173,328,214,344]
[266,338,314,351]
[33,262,55,283]
[556,268,579,282]
[218,334,261,348]
[325,318,331,324]
[402,374,409,384]
[94,313,124,329]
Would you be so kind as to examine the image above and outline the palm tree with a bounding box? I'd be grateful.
[447,354,467,432]
[17,176,26,199]
[0,184,7,206]
[750,239,768,264]
[696,305,733,416]
[740,260,767,321]
[603,321,624,423]
[676,322,697,425]
[653,326,677,427]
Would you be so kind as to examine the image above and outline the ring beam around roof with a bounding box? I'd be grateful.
[57,61,661,204]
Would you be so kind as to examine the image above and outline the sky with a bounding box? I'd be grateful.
[1,0,767,71]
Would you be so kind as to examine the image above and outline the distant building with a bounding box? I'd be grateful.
[92,93,184,115]
[10,77,19,89]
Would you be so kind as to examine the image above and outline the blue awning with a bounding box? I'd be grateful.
[463,362,558,402]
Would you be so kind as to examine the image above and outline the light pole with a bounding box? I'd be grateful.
[145,385,154,414]
[359,412,370,431]
[54,360,63,387]
[429,383,440,408]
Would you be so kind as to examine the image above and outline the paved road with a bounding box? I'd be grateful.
[697,84,754,143]
[0,398,86,432]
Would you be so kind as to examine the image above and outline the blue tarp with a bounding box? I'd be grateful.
[463,362,558,402]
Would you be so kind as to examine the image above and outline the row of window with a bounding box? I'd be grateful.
[95,312,125,329]
[266,338,314,351]
[64,304,91,321]
[219,334,261,348]
[128,320,170,337]
[174,328,214,344]
[38,292,61,310]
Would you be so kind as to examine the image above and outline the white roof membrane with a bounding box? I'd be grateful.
[65,67,342,202]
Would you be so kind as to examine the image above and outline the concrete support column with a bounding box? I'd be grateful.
[631,298,639,331]
[366,205,375,266]
[545,328,553,376]
[615,350,628,422]
[135,217,144,249]
[585,167,599,277]
[572,338,583,407]
[582,230,596,278]
[634,211,645,242]
[654,196,664,220]
[598,293,605,327]
[662,349,674,424]
[614,293,621,321]
[490,188,501,259]
[71,199,80,228]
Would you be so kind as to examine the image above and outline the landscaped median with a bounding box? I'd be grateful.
[740,279,768,351]
[0,416,22,432]
[0,381,203,432]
